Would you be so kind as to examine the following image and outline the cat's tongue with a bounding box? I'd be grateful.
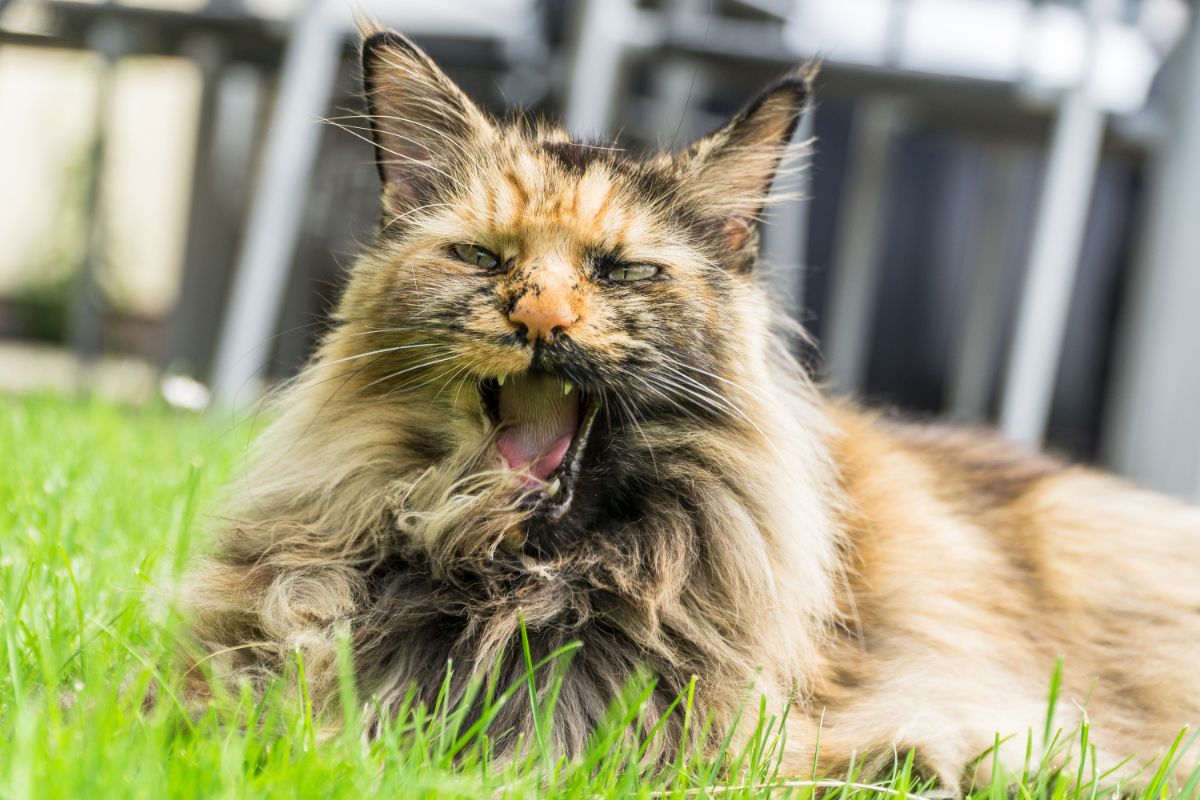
[495,374,579,484]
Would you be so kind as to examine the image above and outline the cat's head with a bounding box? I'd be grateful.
[332,30,809,532]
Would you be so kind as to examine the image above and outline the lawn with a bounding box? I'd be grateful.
[1,392,1195,798]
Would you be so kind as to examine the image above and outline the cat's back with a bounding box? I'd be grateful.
[811,404,1200,780]
[829,403,1200,586]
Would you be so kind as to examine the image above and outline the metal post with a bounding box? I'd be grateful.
[563,0,644,137]
[164,34,228,378]
[68,21,126,365]
[211,0,342,406]
[998,0,1115,446]
[945,147,1026,422]
[1104,13,1200,501]
[822,97,903,393]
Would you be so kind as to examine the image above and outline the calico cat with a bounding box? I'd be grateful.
[179,28,1200,788]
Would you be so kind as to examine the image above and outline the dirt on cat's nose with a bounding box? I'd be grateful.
[509,287,579,344]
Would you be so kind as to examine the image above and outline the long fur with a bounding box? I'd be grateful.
[178,31,1200,789]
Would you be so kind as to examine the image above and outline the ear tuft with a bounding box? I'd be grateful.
[360,30,495,210]
[682,68,814,256]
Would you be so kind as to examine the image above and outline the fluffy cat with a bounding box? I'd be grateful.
[179,29,1200,789]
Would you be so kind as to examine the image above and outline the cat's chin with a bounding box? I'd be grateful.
[479,373,601,523]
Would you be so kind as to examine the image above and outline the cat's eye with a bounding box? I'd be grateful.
[607,263,659,282]
[452,243,500,270]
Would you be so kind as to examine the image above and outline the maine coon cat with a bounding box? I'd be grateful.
[179,28,1200,788]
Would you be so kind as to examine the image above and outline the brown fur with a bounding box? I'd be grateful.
[177,30,1200,789]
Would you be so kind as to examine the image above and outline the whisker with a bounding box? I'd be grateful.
[383,202,457,230]
[324,114,473,161]
[300,342,442,377]
[651,365,786,461]
[644,370,747,427]
[356,355,463,396]
[670,360,760,400]
[320,118,459,184]
[606,390,660,479]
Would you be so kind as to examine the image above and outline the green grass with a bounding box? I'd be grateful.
[1,392,1196,798]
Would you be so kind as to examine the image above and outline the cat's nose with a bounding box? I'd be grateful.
[508,290,578,344]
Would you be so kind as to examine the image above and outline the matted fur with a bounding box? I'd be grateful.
[178,29,1200,789]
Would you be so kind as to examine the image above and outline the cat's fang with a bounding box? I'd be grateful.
[546,477,562,498]
[497,374,506,387]
[563,381,573,396]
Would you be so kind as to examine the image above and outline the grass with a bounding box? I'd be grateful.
[1,391,1196,798]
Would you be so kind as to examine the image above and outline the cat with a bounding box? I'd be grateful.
[178,27,1200,789]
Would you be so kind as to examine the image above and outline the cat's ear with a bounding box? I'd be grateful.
[680,70,812,253]
[360,30,496,209]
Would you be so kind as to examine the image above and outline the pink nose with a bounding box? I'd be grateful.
[509,291,578,343]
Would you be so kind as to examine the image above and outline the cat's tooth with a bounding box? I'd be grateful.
[546,477,561,498]
[563,381,573,396]
[497,374,506,387]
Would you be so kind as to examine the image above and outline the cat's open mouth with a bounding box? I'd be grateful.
[479,372,600,519]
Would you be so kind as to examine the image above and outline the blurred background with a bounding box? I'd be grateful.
[1,0,1198,501]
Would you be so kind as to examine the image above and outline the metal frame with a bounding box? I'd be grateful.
[209,0,343,405]
[998,0,1116,445]
[821,97,905,394]
[1104,11,1200,501]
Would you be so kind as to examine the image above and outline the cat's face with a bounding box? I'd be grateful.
[338,31,807,527]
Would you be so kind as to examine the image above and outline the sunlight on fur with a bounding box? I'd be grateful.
[176,27,1200,793]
